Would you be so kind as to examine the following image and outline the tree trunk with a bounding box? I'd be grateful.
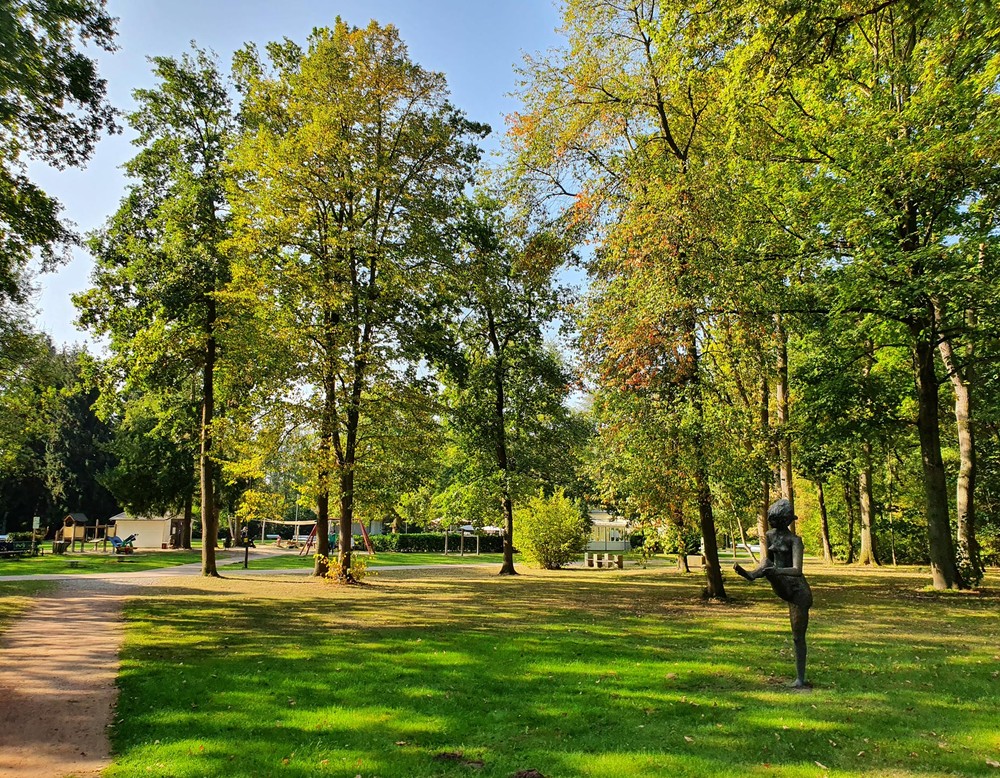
[688,333,724,599]
[775,314,795,530]
[843,474,856,564]
[857,441,879,565]
[313,377,335,578]
[912,329,962,589]
[335,369,365,581]
[759,373,770,545]
[499,489,516,575]
[816,480,833,563]
[338,466,355,577]
[182,488,193,550]
[486,310,517,577]
[936,323,981,583]
[199,301,219,577]
[315,487,330,576]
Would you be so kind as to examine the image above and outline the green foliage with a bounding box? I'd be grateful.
[366,532,505,554]
[512,489,587,569]
[0,0,115,323]
[0,340,118,526]
[315,552,371,584]
[227,20,488,565]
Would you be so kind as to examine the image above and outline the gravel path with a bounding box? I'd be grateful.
[0,552,274,777]
[0,578,129,778]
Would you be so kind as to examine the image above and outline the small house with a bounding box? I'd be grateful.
[111,511,183,549]
[59,513,89,543]
[587,510,630,553]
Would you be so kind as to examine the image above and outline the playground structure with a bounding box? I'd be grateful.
[109,534,137,554]
[261,518,379,555]
[57,514,112,553]
[443,524,502,556]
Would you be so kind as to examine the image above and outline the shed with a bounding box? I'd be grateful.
[587,510,631,553]
[111,511,183,549]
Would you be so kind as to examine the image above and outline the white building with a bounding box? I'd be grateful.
[110,511,183,549]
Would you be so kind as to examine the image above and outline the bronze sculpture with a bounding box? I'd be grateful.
[734,498,813,688]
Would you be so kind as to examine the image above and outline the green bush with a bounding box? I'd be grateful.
[629,531,664,554]
[514,490,587,570]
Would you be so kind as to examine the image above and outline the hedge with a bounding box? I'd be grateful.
[360,532,505,554]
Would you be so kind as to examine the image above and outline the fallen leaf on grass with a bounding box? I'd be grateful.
[394,741,408,746]
[815,762,828,770]
[986,759,1000,768]
[513,771,545,778]
[684,736,694,743]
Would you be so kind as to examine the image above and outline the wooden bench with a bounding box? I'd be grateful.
[0,541,40,558]
[584,551,624,569]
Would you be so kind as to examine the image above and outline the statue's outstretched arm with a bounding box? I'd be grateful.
[734,542,773,581]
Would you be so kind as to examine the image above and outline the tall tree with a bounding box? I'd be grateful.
[733,0,1000,588]
[433,195,578,575]
[76,48,233,575]
[229,20,487,579]
[509,0,760,598]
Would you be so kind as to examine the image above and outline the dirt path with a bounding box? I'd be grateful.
[0,548,295,777]
[0,579,129,778]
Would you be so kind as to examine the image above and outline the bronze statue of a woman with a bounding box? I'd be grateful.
[734,498,813,688]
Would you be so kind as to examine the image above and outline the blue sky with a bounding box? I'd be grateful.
[31,0,563,346]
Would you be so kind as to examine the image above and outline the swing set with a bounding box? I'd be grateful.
[259,518,374,555]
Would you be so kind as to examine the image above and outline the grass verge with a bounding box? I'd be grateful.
[0,579,55,632]
[109,564,999,777]
[0,549,223,576]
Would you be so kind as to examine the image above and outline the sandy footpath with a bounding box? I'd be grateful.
[0,579,128,778]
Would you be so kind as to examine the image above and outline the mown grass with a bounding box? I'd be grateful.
[0,549,222,576]
[0,579,54,630]
[109,564,1000,777]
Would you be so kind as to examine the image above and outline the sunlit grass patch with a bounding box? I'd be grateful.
[0,579,54,630]
[245,551,508,571]
[0,549,213,576]
[107,565,1000,777]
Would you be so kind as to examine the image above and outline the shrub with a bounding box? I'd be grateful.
[315,553,372,584]
[630,531,663,555]
[514,490,587,570]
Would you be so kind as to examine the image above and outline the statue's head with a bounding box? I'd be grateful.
[767,498,795,530]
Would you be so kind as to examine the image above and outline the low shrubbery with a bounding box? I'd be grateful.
[513,490,587,569]
[363,532,504,554]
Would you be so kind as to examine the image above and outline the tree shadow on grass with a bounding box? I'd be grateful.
[105,566,1000,777]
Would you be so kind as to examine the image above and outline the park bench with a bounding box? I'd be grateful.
[0,540,41,558]
[584,551,623,569]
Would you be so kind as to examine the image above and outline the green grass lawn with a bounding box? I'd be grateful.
[107,564,999,777]
[0,549,221,576]
[0,579,54,629]
[246,551,508,571]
